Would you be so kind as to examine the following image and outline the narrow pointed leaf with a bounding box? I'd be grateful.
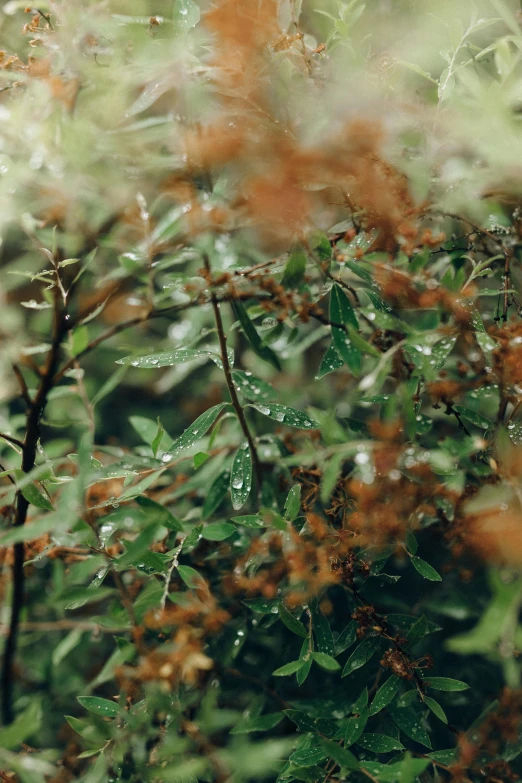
[167,403,229,454]
[230,442,252,510]
[232,301,282,370]
[250,403,317,429]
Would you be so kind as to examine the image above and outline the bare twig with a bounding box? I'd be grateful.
[203,255,263,491]
[1,291,68,725]
[12,365,32,407]
[0,434,24,451]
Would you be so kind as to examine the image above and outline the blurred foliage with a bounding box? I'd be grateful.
[2,0,522,781]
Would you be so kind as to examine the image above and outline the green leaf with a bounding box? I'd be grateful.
[312,652,341,671]
[284,484,301,521]
[405,529,417,555]
[151,419,164,458]
[243,598,280,614]
[250,403,317,429]
[296,657,313,687]
[168,403,229,454]
[343,711,369,747]
[316,341,344,380]
[232,370,276,402]
[231,514,265,529]
[0,701,42,750]
[388,702,432,748]
[427,749,456,765]
[282,248,307,288]
[20,482,53,511]
[203,469,230,518]
[358,734,405,753]
[330,284,361,374]
[278,604,308,638]
[361,755,430,782]
[136,496,183,531]
[273,660,304,677]
[342,637,382,676]
[369,676,401,716]
[423,677,469,691]
[201,522,236,541]
[309,229,332,261]
[289,748,328,767]
[406,615,428,646]
[319,739,359,770]
[182,523,203,551]
[386,614,441,636]
[411,556,442,582]
[335,620,358,655]
[284,709,317,733]
[424,697,448,724]
[230,713,283,734]
[230,442,252,510]
[77,697,120,718]
[311,602,335,655]
[71,325,89,357]
[297,639,313,686]
[193,451,210,469]
[52,628,83,666]
[177,565,206,589]
[113,522,161,570]
[231,301,282,370]
[129,415,173,448]
[452,406,491,430]
[117,348,220,369]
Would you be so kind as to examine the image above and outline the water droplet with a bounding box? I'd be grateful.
[161,453,173,463]
[232,477,244,489]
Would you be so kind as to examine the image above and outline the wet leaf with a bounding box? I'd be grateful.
[250,403,317,429]
[77,697,120,718]
[230,442,252,510]
[411,556,442,582]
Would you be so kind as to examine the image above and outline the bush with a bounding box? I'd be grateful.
[1,0,522,781]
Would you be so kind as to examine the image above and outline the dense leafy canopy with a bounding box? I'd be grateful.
[2,1,522,782]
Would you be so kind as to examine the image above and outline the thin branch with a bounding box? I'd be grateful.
[0,434,24,450]
[1,291,68,726]
[0,466,16,487]
[12,365,32,407]
[204,256,263,491]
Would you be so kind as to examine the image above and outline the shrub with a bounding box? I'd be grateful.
[1,1,522,781]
